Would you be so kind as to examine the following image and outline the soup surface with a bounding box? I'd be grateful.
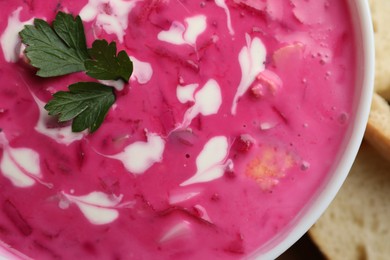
[0,0,356,259]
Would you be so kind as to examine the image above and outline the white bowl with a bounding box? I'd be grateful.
[249,0,375,258]
[0,0,375,259]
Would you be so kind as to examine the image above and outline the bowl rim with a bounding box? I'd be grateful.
[249,0,375,259]
[0,0,376,259]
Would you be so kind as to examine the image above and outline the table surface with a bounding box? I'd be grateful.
[276,233,325,260]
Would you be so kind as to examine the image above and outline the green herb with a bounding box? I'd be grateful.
[19,12,133,81]
[85,39,133,81]
[19,11,134,133]
[19,12,89,77]
[45,82,115,133]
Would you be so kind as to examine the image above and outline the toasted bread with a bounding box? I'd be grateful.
[370,0,390,99]
[309,142,390,260]
[365,92,390,161]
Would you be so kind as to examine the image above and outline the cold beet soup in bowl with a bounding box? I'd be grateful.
[0,0,374,259]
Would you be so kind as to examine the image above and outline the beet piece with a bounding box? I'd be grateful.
[232,134,254,153]
[135,0,160,23]
[43,159,56,175]
[157,205,215,227]
[224,232,245,255]
[147,46,199,72]
[135,194,215,226]
[33,240,61,259]
[0,108,8,118]
[2,199,32,236]
[76,142,86,170]
[272,105,289,125]
[168,129,197,147]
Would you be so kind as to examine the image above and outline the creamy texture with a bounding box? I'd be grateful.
[215,0,235,36]
[232,34,267,114]
[157,15,207,48]
[0,132,42,188]
[79,0,140,42]
[179,79,222,129]
[107,131,165,174]
[0,7,33,63]
[59,191,134,225]
[180,136,229,186]
[0,0,356,259]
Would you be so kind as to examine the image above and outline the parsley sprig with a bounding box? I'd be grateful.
[19,12,133,133]
[45,82,115,133]
[85,39,133,81]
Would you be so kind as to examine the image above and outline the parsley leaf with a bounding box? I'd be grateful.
[52,12,89,61]
[85,39,133,82]
[19,11,134,133]
[19,12,89,77]
[44,82,115,133]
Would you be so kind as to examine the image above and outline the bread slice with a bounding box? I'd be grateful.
[365,92,390,162]
[309,141,390,260]
[370,0,390,99]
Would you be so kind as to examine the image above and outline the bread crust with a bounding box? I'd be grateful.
[365,92,390,162]
[371,0,390,98]
[309,142,390,260]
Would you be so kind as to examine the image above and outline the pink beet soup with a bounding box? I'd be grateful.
[0,0,356,259]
